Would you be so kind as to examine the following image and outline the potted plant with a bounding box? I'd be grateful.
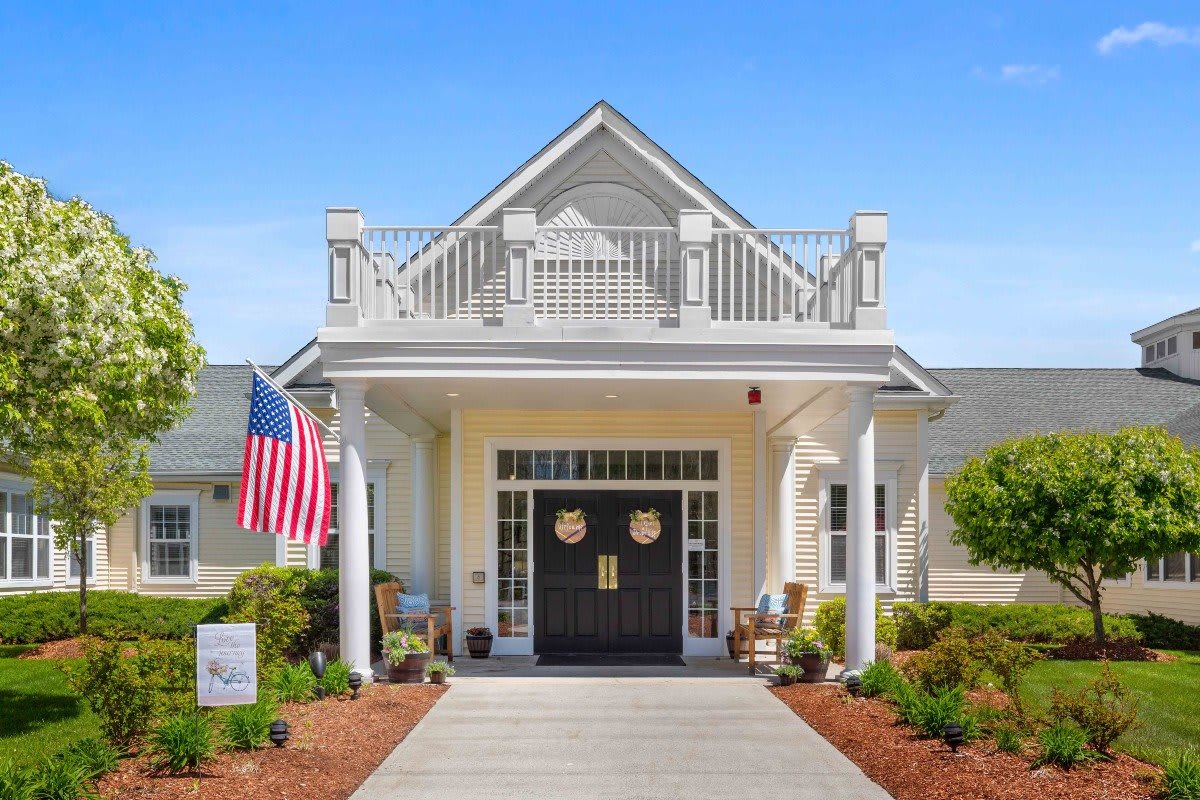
[465,626,493,658]
[783,627,831,683]
[775,664,802,687]
[424,661,456,685]
[381,627,431,683]
[725,630,737,660]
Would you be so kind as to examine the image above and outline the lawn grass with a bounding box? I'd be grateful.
[0,648,100,768]
[1022,649,1200,766]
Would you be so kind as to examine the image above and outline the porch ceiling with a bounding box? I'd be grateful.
[364,376,854,437]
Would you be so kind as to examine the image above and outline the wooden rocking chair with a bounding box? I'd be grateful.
[374,581,455,661]
[730,581,809,673]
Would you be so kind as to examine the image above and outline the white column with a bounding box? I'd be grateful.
[769,437,798,592]
[677,210,712,328]
[337,382,373,680]
[410,435,437,596]
[917,410,930,602]
[502,208,537,326]
[844,385,877,673]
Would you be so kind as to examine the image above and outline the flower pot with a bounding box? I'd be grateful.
[386,652,430,683]
[777,672,797,687]
[466,634,493,659]
[797,652,830,683]
[725,633,736,660]
[429,671,446,685]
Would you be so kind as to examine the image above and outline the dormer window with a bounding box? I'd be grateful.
[1144,335,1177,364]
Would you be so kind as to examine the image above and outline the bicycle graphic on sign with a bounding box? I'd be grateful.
[206,659,251,693]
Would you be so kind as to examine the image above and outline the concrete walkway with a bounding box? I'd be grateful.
[353,659,892,800]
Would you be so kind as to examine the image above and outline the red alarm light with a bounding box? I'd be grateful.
[747,387,762,405]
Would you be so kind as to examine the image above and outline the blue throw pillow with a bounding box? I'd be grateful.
[754,593,788,627]
[396,591,430,617]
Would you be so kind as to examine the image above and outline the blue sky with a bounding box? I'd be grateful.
[2,2,1198,368]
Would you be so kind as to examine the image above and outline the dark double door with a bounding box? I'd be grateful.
[533,490,682,654]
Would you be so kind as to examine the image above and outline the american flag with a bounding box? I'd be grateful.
[236,372,331,545]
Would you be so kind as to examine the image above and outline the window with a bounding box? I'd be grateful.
[1146,552,1200,585]
[1168,336,1178,355]
[822,471,896,591]
[0,486,53,585]
[1145,336,1178,364]
[1193,331,1200,350]
[320,481,378,571]
[686,490,719,638]
[496,490,529,637]
[141,491,198,582]
[67,533,96,582]
[496,449,718,481]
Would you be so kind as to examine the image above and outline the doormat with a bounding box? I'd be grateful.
[535,654,686,667]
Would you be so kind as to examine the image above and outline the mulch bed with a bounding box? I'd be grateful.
[770,682,1161,800]
[17,638,87,659]
[1046,639,1166,662]
[96,683,446,800]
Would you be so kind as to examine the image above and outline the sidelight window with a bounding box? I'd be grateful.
[496,490,530,637]
[686,490,719,638]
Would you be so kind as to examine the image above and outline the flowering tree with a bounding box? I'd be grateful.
[945,426,1200,644]
[1,162,205,632]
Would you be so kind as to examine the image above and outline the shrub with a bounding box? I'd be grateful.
[1049,662,1139,753]
[813,597,897,659]
[973,630,1041,718]
[0,761,36,800]
[858,659,902,698]
[993,724,1024,755]
[0,591,225,644]
[1163,750,1200,800]
[221,700,277,750]
[271,662,317,704]
[62,637,196,747]
[894,601,954,650]
[907,685,968,739]
[901,628,983,692]
[1125,612,1200,651]
[1034,723,1096,769]
[31,757,93,800]
[225,565,310,675]
[319,658,352,697]
[146,711,217,774]
[59,738,121,779]
[297,567,398,654]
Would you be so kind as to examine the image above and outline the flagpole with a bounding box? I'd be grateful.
[245,359,341,443]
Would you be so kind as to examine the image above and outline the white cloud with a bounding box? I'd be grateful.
[972,64,1060,85]
[1190,239,1200,253]
[1096,22,1200,54]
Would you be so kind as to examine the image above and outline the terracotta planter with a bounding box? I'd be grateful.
[428,671,446,685]
[466,634,493,659]
[797,652,830,683]
[386,652,430,683]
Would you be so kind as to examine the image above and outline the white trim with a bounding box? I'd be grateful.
[1142,553,1200,588]
[140,489,201,585]
[65,526,98,585]
[482,436,732,657]
[0,476,55,589]
[753,412,768,598]
[538,182,673,229]
[816,463,901,595]
[917,412,930,602]
[450,410,464,656]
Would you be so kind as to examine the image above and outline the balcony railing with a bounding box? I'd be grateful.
[326,208,887,329]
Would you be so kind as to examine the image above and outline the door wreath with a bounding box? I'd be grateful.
[628,508,662,544]
[554,509,587,543]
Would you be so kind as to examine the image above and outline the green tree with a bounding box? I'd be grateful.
[1,161,204,632]
[28,439,152,633]
[945,427,1200,644]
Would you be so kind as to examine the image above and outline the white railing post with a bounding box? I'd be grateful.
[327,207,365,327]
[502,208,538,326]
[849,211,887,330]
[677,210,712,327]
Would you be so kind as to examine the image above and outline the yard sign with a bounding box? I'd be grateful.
[196,623,257,707]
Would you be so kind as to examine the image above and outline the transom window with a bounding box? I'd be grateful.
[0,487,53,585]
[821,469,897,592]
[497,449,718,481]
[1146,552,1200,585]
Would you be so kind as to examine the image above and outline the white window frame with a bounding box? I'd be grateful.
[140,490,200,584]
[1143,552,1200,589]
[66,529,97,585]
[307,464,388,572]
[817,463,901,595]
[483,437,732,658]
[0,477,55,589]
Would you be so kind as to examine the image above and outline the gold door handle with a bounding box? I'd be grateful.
[598,555,609,589]
[607,555,618,590]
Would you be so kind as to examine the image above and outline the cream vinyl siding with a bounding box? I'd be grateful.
[1096,570,1200,626]
[927,479,1062,604]
[459,409,755,632]
[792,410,921,621]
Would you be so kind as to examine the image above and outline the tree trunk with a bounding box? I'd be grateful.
[77,529,88,635]
[1088,594,1105,645]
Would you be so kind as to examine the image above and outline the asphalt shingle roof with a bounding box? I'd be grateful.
[927,368,1200,474]
[147,365,262,474]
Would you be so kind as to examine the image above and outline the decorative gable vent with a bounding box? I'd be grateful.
[212,484,231,502]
